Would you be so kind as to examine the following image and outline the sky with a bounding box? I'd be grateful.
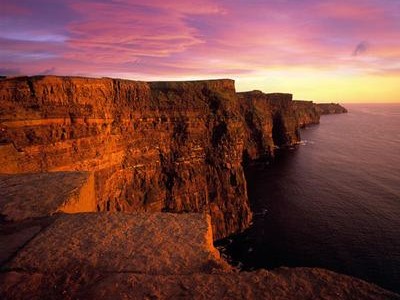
[1,0,400,102]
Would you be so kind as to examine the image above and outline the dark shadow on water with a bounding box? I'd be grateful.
[216,147,400,294]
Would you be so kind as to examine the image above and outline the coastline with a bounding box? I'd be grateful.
[2,76,395,299]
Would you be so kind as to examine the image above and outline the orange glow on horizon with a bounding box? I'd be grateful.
[1,0,399,103]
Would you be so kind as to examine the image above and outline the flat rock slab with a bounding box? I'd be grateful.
[7,212,226,275]
[0,172,95,221]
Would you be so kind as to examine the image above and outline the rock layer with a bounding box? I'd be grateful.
[293,100,320,128]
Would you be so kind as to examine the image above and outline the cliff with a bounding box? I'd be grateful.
[292,100,320,127]
[0,76,252,240]
[237,91,300,161]
[0,76,347,239]
[316,103,348,114]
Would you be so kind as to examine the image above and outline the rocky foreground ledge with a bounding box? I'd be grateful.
[0,172,398,299]
[0,212,397,299]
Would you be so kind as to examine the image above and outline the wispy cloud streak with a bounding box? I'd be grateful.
[0,0,399,101]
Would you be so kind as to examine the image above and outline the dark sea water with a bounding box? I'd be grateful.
[220,104,400,293]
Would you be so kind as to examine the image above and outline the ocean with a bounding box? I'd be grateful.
[219,104,400,293]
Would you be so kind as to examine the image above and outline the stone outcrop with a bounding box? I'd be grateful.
[0,212,398,300]
[6,213,225,275]
[316,103,348,114]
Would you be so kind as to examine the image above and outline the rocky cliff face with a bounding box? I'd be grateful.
[0,76,346,239]
[292,100,320,127]
[237,91,300,161]
[0,76,251,239]
[316,103,348,114]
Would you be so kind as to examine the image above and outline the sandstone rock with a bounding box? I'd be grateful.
[0,226,41,265]
[0,76,347,239]
[76,268,400,300]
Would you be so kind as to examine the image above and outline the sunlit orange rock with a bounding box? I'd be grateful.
[0,76,253,239]
[0,212,397,300]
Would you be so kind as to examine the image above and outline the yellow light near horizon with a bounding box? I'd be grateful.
[236,69,400,103]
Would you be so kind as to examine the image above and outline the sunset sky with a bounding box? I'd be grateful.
[1,0,399,102]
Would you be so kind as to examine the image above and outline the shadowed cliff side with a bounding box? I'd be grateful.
[237,91,301,162]
[292,100,320,127]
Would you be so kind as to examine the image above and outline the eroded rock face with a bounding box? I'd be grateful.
[0,76,251,239]
[293,100,320,128]
[237,91,300,161]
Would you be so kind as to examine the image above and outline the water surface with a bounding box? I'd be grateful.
[220,104,400,293]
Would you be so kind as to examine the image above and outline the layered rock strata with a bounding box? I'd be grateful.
[0,76,346,239]
[0,76,251,239]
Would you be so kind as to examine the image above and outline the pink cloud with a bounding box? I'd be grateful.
[64,0,224,64]
[0,2,31,16]
[1,0,399,81]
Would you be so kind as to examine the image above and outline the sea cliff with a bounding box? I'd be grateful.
[2,76,396,299]
[316,103,348,114]
[0,76,345,239]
